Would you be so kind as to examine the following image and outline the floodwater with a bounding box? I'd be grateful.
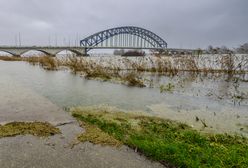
[0,60,247,136]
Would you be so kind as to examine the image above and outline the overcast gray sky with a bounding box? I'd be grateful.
[0,0,247,48]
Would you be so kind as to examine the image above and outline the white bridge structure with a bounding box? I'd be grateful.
[0,46,86,57]
[0,26,199,57]
[0,46,197,57]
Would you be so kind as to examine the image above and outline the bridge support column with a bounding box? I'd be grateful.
[83,48,89,56]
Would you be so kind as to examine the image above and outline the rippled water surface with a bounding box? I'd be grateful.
[0,61,247,136]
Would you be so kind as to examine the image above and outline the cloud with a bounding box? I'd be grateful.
[0,0,247,48]
[27,20,53,30]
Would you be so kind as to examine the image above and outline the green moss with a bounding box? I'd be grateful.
[0,122,61,138]
[72,107,248,168]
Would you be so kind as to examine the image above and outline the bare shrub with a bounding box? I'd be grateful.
[220,54,235,73]
[122,71,145,87]
[84,65,113,80]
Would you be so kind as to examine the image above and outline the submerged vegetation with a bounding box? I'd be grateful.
[160,83,175,93]
[0,122,61,138]
[71,107,248,168]
[122,72,145,87]
[0,54,248,89]
[63,56,146,87]
[0,54,248,103]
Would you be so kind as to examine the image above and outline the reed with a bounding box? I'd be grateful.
[0,56,22,61]
[24,56,58,70]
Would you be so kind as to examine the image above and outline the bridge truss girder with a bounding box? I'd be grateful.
[80,26,168,51]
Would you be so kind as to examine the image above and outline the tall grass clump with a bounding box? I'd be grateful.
[84,65,113,80]
[122,71,145,87]
[25,56,58,70]
[153,57,179,75]
[63,56,88,73]
[174,55,199,72]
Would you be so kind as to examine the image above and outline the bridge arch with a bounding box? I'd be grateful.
[0,49,53,57]
[0,47,86,57]
[54,49,84,56]
[80,26,167,50]
[0,50,17,56]
[20,50,53,56]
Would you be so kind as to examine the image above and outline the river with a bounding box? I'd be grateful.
[0,60,247,136]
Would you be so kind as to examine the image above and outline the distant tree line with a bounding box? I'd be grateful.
[236,43,248,54]
[206,45,233,54]
[206,43,248,54]
[113,43,248,56]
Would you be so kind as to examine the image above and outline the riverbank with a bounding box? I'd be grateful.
[71,106,248,168]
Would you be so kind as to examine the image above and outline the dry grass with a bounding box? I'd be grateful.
[0,55,58,70]
[0,56,22,61]
[0,122,61,138]
[78,121,122,147]
[25,56,58,70]
[62,56,88,73]
[84,67,112,80]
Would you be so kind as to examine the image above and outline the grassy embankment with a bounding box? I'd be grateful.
[71,107,248,168]
[0,122,61,138]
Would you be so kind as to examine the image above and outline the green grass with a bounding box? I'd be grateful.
[71,108,248,168]
[0,122,61,138]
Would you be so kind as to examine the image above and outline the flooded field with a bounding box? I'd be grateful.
[0,60,247,137]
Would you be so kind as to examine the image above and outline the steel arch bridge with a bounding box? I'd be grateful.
[80,26,167,52]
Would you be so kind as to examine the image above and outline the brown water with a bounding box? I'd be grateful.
[0,60,247,136]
